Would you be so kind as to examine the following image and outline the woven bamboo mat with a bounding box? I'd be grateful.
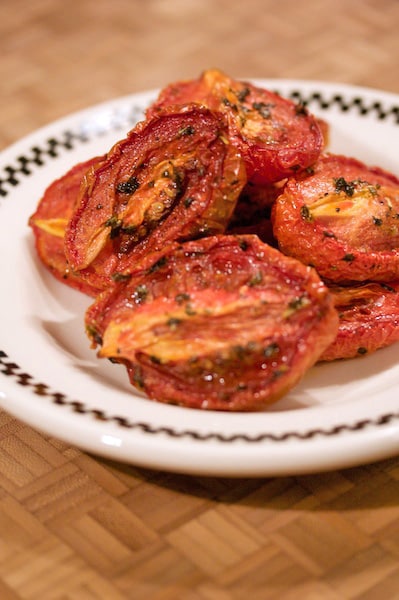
[1,0,399,598]
[0,427,398,599]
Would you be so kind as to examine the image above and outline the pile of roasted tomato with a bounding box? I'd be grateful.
[29,69,399,411]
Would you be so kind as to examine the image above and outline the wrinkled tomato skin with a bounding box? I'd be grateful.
[28,156,105,296]
[146,78,208,115]
[146,69,323,185]
[65,105,246,291]
[272,154,399,283]
[85,235,338,411]
[320,281,399,361]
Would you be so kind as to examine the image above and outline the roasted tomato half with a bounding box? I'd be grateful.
[320,281,399,361]
[85,235,338,411]
[272,154,399,283]
[146,68,323,185]
[64,105,246,291]
[28,156,104,296]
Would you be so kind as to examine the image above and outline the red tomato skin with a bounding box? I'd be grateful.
[86,234,338,411]
[28,156,105,296]
[272,154,399,283]
[65,105,246,291]
[147,69,323,185]
[320,281,399,361]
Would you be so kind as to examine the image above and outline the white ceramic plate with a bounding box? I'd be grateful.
[1,80,398,477]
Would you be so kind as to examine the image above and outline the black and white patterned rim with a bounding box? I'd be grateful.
[1,87,399,443]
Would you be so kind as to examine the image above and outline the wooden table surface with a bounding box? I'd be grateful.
[1,1,399,598]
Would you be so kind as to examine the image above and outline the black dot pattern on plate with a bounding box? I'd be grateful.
[0,101,145,198]
[0,350,398,442]
[286,90,399,121]
[1,88,399,442]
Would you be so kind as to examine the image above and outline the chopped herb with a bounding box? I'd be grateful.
[248,271,263,287]
[342,253,355,262]
[178,125,195,136]
[300,205,312,221]
[132,284,148,304]
[222,97,237,111]
[236,87,250,102]
[111,272,132,283]
[184,196,194,208]
[147,255,168,273]
[372,216,383,226]
[175,292,190,304]
[167,317,182,329]
[366,184,379,196]
[132,366,144,389]
[185,303,196,316]
[288,296,307,311]
[116,176,140,195]
[264,342,280,358]
[334,177,355,197]
[271,368,286,380]
[105,215,122,228]
[105,215,122,238]
[252,101,273,118]
[86,325,102,346]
